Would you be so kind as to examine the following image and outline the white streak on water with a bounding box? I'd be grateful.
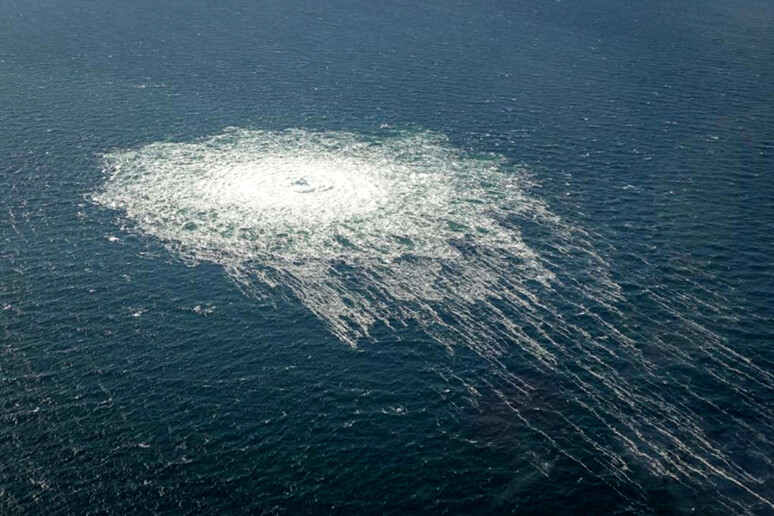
[93,128,773,512]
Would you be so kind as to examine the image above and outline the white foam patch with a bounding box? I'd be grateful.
[93,127,774,511]
[93,128,552,344]
[95,129,538,264]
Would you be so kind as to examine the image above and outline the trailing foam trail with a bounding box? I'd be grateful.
[93,127,773,511]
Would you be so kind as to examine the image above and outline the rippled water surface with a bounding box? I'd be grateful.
[1,0,773,514]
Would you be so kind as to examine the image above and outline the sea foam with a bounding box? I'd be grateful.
[93,127,774,512]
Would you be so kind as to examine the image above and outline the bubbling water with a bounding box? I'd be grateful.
[94,128,553,344]
[96,129,537,264]
[93,127,774,512]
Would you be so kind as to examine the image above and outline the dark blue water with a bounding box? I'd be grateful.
[1,0,773,513]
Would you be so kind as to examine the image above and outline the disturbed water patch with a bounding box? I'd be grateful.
[92,128,774,512]
[92,128,553,344]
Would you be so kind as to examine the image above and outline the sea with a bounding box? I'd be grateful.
[1,0,773,514]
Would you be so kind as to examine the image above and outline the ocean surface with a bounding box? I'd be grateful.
[1,0,773,514]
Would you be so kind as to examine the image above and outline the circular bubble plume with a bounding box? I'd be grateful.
[94,128,552,346]
[93,128,774,512]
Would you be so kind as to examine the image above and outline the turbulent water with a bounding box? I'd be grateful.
[93,128,553,346]
[93,128,774,513]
